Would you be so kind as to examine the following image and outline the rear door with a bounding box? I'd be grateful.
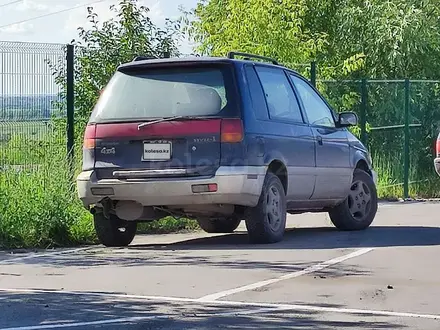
[288,74,352,200]
[253,65,316,201]
[89,63,238,180]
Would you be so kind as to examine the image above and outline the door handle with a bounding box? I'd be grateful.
[317,136,323,146]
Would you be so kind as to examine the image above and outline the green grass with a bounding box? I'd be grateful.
[137,217,199,234]
[0,121,51,140]
[0,152,96,249]
[373,151,440,199]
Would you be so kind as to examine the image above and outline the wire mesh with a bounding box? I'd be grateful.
[318,79,440,198]
[0,41,66,179]
[1,43,439,198]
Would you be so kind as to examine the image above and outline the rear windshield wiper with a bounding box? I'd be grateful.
[137,116,214,130]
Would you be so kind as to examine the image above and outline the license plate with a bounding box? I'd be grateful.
[142,141,171,161]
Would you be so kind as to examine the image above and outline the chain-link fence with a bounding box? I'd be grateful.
[319,78,440,198]
[1,42,439,198]
[0,41,68,180]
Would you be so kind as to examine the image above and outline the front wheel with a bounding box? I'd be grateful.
[245,172,287,244]
[329,169,378,231]
[94,213,137,247]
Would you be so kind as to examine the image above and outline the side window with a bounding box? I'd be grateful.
[255,66,303,123]
[290,75,335,128]
[244,65,270,120]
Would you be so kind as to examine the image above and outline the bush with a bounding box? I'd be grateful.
[0,148,96,249]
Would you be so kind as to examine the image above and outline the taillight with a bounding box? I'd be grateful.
[221,118,244,143]
[436,138,440,157]
[83,124,96,149]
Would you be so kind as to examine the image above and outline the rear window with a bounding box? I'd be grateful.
[89,64,238,123]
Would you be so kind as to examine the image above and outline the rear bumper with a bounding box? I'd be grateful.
[77,166,266,208]
[372,169,378,186]
[434,158,440,176]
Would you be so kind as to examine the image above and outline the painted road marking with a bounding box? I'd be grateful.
[0,307,291,330]
[1,286,440,322]
[0,307,292,330]
[198,247,374,301]
[0,316,169,330]
[0,247,95,265]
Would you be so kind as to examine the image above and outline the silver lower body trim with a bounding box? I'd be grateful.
[77,166,267,208]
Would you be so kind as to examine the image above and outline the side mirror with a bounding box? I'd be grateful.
[338,112,358,127]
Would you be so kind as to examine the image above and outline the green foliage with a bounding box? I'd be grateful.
[182,0,327,66]
[0,149,96,249]
[137,217,199,234]
[0,123,65,166]
[308,0,440,79]
[185,0,440,79]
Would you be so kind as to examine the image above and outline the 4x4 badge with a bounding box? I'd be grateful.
[101,147,116,155]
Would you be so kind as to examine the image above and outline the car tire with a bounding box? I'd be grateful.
[245,172,287,244]
[196,217,241,233]
[329,169,378,231]
[94,213,137,247]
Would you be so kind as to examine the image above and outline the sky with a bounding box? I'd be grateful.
[0,0,201,96]
[0,0,199,54]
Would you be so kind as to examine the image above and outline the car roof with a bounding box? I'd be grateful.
[118,55,299,74]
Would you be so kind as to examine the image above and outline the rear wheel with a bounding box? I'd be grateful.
[329,169,378,231]
[197,217,241,233]
[245,172,287,244]
[94,213,137,247]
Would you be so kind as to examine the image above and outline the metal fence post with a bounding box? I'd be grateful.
[66,44,75,179]
[403,79,410,199]
[310,61,316,87]
[360,78,368,145]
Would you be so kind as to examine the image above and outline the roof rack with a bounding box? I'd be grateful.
[132,56,158,62]
[227,51,279,65]
[132,52,171,62]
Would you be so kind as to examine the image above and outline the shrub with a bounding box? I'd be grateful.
[0,145,96,249]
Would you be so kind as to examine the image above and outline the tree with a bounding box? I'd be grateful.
[181,0,328,73]
[184,0,440,79]
[305,0,440,79]
[49,0,182,133]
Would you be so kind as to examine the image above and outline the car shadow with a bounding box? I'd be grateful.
[4,226,440,270]
[131,225,440,251]
[0,290,406,329]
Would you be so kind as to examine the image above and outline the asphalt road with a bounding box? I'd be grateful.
[1,201,440,329]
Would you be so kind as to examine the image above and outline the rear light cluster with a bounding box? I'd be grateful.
[83,124,96,149]
[436,138,440,157]
[221,118,244,143]
[192,183,218,193]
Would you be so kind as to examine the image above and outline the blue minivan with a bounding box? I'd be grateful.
[77,52,378,247]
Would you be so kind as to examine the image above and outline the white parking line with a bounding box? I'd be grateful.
[218,300,440,320]
[0,247,94,265]
[0,307,289,330]
[1,287,440,329]
[198,247,374,301]
[0,316,169,330]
